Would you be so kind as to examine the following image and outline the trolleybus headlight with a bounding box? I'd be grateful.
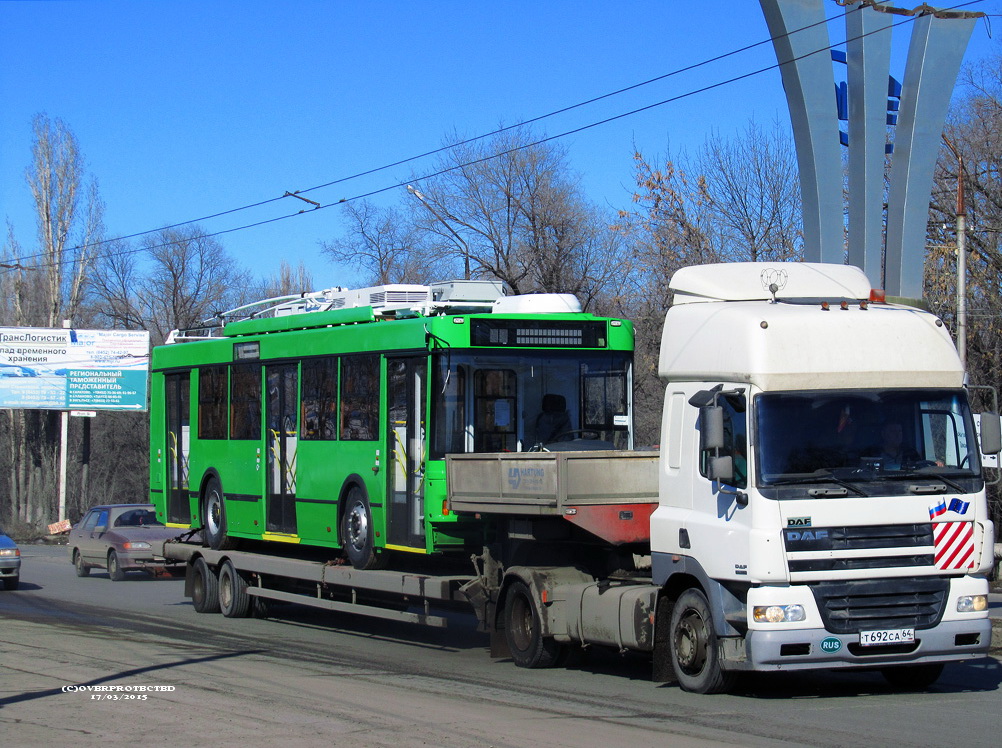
[957,595,988,613]
[753,604,806,623]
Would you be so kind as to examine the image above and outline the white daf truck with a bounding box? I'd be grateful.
[163,262,999,694]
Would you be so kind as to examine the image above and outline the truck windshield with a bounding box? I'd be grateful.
[430,350,632,457]
[755,389,981,490]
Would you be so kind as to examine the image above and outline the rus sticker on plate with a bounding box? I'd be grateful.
[859,628,915,646]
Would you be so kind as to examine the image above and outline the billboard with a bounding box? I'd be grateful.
[0,327,150,411]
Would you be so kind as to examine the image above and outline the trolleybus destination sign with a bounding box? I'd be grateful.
[0,327,150,411]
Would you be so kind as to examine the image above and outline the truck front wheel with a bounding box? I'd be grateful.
[669,588,736,694]
[503,580,563,669]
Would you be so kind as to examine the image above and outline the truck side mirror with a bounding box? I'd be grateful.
[700,405,725,452]
[709,455,734,483]
[980,412,1002,455]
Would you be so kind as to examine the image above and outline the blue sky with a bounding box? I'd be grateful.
[2,0,999,289]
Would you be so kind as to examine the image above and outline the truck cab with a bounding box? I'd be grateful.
[652,262,998,692]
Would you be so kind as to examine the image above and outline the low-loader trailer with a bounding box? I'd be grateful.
[162,262,999,693]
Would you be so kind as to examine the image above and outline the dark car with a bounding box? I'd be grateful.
[0,529,20,590]
[69,504,180,581]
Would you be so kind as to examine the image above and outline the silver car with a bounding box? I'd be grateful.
[0,529,20,590]
[69,504,180,581]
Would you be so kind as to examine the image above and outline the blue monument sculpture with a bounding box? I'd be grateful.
[759,0,980,299]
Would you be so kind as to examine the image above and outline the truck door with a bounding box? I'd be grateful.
[266,363,298,535]
[164,373,191,525]
[386,357,426,548]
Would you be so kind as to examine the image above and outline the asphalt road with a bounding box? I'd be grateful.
[1,544,1000,748]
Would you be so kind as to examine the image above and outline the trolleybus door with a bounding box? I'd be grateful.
[164,373,191,525]
[387,357,426,548]
[266,363,298,534]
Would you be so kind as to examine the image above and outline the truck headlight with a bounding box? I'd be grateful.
[957,595,988,613]
[753,604,806,623]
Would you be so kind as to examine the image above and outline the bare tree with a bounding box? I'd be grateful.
[321,200,432,286]
[90,226,251,345]
[613,122,803,444]
[409,126,626,300]
[0,114,104,528]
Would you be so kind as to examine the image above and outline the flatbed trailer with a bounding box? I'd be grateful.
[160,449,663,664]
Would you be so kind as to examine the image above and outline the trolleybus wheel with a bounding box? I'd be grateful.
[503,580,562,669]
[218,559,251,618]
[341,485,385,570]
[203,478,237,551]
[669,588,736,694]
[191,556,220,614]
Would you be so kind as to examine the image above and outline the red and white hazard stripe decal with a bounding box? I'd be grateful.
[933,521,975,571]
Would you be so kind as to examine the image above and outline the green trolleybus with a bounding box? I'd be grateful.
[149,280,635,569]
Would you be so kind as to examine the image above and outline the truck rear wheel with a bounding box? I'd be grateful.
[503,580,562,669]
[191,556,220,614]
[669,588,736,694]
[218,559,251,618]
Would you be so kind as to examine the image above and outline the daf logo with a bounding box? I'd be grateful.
[787,517,812,527]
[785,530,830,542]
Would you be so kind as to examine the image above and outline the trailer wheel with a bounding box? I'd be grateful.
[342,485,385,570]
[203,478,237,551]
[191,557,220,614]
[669,588,736,694]
[73,549,90,577]
[503,580,562,669]
[218,559,251,618]
[108,550,126,582]
[880,663,944,690]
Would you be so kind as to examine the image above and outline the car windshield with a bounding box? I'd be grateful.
[113,509,163,527]
[756,389,981,488]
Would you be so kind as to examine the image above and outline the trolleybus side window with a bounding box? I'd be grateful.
[432,359,467,455]
[230,363,262,440]
[341,354,379,441]
[474,369,517,452]
[198,366,228,440]
[302,357,338,441]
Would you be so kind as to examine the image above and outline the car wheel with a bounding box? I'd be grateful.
[190,556,220,614]
[341,485,386,570]
[218,560,251,618]
[73,549,90,577]
[108,550,126,582]
[2,576,17,591]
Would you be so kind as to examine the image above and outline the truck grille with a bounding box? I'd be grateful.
[808,577,949,634]
[784,523,936,573]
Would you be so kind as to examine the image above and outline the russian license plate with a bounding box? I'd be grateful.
[859,628,915,646]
